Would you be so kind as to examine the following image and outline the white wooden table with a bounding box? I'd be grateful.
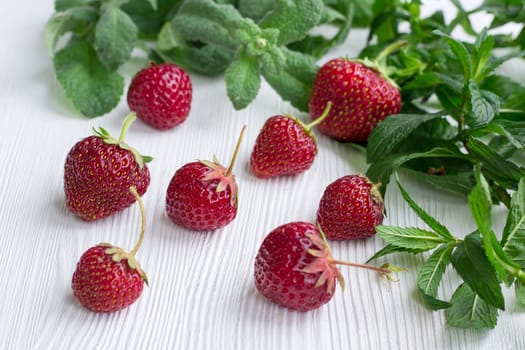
[1,1,523,349]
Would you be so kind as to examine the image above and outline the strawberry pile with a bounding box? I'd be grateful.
[64,54,400,313]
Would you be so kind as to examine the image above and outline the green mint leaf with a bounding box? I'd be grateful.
[259,0,323,45]
[55,0,91,11]
[146,0,158,11]
[224,48,261,110]
[445,283,498,329]
[122,0,181,39]
[54,40,124,117]
[396,177,455,240]
[375,226,448,251]
[402,168,476,198]
[366,243,422,262]
[172,0,247,51]
[434,30,472,80]
[472,28,494,81]
[468,80,499,128]
[94,4,138,71]
[237,0,275,22]
[417,243,455,310]
[466,137,525,187]
[516,280,525,306]
[490,119,525,149]
[468,167,493,235]
[45,12,77,56]
[502,177,525,268]
[261,46,318,111]
[450,232,505,310]
[366,147,471,197]
[366,113,446,163]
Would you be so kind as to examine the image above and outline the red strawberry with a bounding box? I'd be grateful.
[317,175,384,240]
[166,126,246,231]
[72,187,148,313]
[250,102,332,178]
[309,43,405,142]
[254,222,394,311]
[64,114,151,221]
[127,63,192,130]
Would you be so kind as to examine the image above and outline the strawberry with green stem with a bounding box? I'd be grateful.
[72,187,148,313]
[309,41,406,142]
[250,102,332,178]
[166,126,246,231]
[254,222,399,311]
[64,113,152,221]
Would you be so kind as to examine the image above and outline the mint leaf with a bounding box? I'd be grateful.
[54,40,124,117]
[402,169,476,198]
[55,0,91,11]
[468,169,493,236]
[434,30,472,80]
[451,232,505,310]
[94,4,138,71]
[491,119,525,149]
[468,80,499,127]
[366,113,446,163]
[224,48,261,110]
[396,178,455,240]
[259,0,323,45]
[375,226,448,251]
[502,177,525,268]
[417,243,455,310]
[366,243,422,262]
[261,47,317,111]
[45,12,77,55]
[238,0,275,22]
[445,283,498,329]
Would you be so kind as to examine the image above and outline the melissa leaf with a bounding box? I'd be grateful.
[54,40,124,117]
[94,4,138,71]
[224,48,261,110]
[445,283,498,329]
[417,243,455,310]
[259,0,323,45]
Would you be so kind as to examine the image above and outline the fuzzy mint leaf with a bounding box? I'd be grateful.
[224,48,261,110]
[366,113,446,163]
[375,226,448,252]
[258,0,323,45]
[417,243,455,310]
[450,232,505,310]
[54,40,124,117]
[445,283,498,329]
[261,46,318,111]
[94,4,138,71]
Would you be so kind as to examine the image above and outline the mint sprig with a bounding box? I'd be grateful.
[370,172,525,329]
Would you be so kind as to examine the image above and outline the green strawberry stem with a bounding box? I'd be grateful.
[330,259,391,274]
[129,186,146,257]
[226,125,247,177]
[119,112,137,142]
[306,101,332,130]
[375,40,408,64]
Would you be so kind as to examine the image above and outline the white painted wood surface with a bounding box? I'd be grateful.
[1,2,523,349]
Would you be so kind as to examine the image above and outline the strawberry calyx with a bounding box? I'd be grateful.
[302,228,401,294]
[353,40,408,90]
[99,186,149,285]
[93,112,153,169]
[200,125,246,207]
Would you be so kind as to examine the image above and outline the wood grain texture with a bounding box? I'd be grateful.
[0,1,524,350]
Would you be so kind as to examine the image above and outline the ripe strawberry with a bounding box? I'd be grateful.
[64,114,151,221]
[254,222,394,311]
[72,187,148,313]
[308,45,404,142]
[250,102,332,178]
[317,175,384,240]
[127,63,192,130]
[166,126,246,231]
